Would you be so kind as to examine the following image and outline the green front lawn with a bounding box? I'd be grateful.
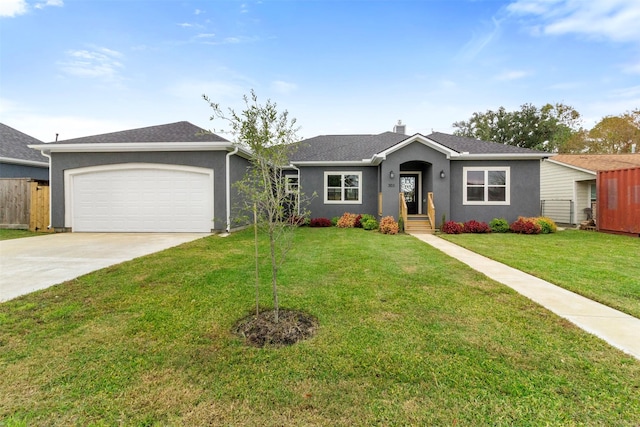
[440,229,640,319]
[1,228,639,426]
[0,229,43,241]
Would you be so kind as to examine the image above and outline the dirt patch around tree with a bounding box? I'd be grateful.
[232,308,318,348]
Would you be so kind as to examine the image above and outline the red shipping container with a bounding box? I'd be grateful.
[597,167,640,235]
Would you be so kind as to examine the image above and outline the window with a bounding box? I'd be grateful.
[285,175,299,195]
[463,167,510,205]
[324,171,362,204]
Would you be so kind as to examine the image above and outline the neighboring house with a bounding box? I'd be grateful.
[29,122,251,233]
[289,126,550,228]
[29,120,550,233]
[540,154,640,225]
[0,123,49,180]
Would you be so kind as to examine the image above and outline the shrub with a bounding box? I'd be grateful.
[535,216,558,234]
[331,217,339,227]
[441,220,464,234]
[510,217,541,234]
[489,218,510,233]
[287,215,306,226]
[309,217,332,227]
[362,218,379,231]
[337,212,358,228]
[463,220,490,233]
[354,214,363,228]
[379,216,399,235]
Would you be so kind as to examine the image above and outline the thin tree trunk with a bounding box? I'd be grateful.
[254,203,260,317]
[269,228,279,323]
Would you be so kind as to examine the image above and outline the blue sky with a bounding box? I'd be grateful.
[1,0,639,142]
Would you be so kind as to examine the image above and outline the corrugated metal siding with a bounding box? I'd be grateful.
[597,167,640,235]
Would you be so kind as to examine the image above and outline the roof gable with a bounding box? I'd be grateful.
[550,154,640,172]
[0,123,48,164]
[50,121,228,144]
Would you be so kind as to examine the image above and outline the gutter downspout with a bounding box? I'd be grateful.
[291,164,301,216]
[225,146,239,233]
[41,150,53,230]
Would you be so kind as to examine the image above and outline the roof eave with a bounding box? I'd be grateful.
[456,153,554,160]
[545,158,597,175]
[28,142,244,154]
[0,156,49,167]
[290,160,373,167]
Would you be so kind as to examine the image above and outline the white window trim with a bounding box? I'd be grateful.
[324,171,363,204]
[285,175,299,195]
[463,166,510,205]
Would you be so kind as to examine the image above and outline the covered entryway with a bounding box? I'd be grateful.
[65,163,214,232]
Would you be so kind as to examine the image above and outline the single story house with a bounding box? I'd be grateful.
[0,123,49,180]
[29,121,550,233]
[540,154,640,225]
[290,124,550,230]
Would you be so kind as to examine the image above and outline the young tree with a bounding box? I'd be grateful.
[203,90,302,322]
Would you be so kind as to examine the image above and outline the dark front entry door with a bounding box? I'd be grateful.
[400,174,419,214]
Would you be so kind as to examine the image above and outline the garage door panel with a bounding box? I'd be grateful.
[70,166,213,232]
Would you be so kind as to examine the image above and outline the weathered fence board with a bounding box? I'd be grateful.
[0,178,51,231]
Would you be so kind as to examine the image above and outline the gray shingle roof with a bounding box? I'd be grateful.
[427,132,544,155]
[290,132,409,162]
[290,131,545,162]
[0,123,48,163]
[51,121,228,144]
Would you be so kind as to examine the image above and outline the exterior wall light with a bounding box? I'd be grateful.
[440,170,446,179]
[389,170,395,179]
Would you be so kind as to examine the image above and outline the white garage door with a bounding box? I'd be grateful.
[68,164,214,232]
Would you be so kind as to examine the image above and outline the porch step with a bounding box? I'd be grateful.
[404,217,435,234]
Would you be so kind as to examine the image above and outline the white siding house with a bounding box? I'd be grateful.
[540,159,595,225]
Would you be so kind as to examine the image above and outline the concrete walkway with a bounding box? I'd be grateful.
[411,233,640,361]
[0,233,209,302]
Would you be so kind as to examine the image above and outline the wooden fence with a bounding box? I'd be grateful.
[0,178,51,232]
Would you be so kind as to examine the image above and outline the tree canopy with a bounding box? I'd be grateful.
[452,103,581,152]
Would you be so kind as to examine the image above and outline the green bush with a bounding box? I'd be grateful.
[362,218,379,230]
[331,217,339,227]
[489,218,510,233]
[536,217,558,234]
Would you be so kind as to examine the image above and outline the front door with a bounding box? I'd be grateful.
[400,173,420,215]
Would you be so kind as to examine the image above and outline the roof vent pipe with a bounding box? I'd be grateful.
[393,120,406,135]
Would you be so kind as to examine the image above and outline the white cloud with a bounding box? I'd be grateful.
[0,0,28,17]
[621,61,640,74]
[495,70,531,81]
[34,0,63,10]
[271,80,297,95]
[456,16,503,62]
[58,47,124,80]
[508,0,640,43]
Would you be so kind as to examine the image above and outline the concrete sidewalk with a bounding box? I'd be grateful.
[411,233,640,361]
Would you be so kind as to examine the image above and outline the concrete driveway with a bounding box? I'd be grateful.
[0,233,210,302]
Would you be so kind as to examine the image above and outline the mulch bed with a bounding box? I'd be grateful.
[232,308,318,348]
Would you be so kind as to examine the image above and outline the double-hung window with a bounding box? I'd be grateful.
[463,167,510,205]
[324,171,362,204]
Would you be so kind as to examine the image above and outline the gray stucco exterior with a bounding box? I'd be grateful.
[292,132,548,225]
[449,159,541,223]
[49,150,250,232]
[299,166,379,220]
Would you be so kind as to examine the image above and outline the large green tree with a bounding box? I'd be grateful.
[452,103,581,152]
